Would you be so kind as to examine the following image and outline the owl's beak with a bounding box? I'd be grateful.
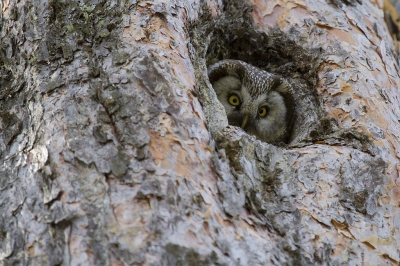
[241,114,248,129]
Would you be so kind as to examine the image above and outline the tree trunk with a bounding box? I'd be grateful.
[0,0,399,265]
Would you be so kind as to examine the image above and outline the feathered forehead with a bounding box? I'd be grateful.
[207,59,283,97]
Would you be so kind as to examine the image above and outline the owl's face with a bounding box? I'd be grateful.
[208,60,293,143]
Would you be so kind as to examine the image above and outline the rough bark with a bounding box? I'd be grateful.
[0,0,399,265]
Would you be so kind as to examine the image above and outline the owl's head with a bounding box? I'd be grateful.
[208,59,295,144]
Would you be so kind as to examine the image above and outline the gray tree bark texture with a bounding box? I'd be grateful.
[0,0,399,265]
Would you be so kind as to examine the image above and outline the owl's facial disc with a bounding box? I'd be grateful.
[238,94,274,133]
[208,60,293,143]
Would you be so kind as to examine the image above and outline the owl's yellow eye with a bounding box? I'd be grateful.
[228,94,240,106]
[258,107,268,117]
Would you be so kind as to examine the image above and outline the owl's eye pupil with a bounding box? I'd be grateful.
[258,107,268,117]
[228,95,240,106]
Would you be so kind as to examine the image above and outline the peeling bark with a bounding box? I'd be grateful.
[0,0,399,265]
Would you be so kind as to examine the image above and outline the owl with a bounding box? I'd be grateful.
[207,59,294,143]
